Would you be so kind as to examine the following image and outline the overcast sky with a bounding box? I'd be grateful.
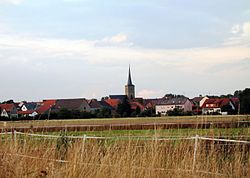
[0,0,250,101]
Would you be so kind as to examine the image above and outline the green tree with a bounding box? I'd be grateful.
[167,108,184,116]
[116,99,132,117]
[58,108,72,119]
[239,88,250,114]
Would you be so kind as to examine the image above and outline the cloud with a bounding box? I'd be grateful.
[95,33,132,47]
[0,0,23,5]
[137,89,163,98]
[242,22,250,36]
[225,22,250,46]
[108,33,127,43]
[1,22,250,77]
[1,32,250,75]
[231,24,241,34]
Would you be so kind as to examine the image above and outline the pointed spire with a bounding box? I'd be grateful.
[127,65,133,85]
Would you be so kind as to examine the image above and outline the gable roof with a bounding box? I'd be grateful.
[130,101,145,111]
[0,104,16,112]
[230,97,240,106]
[192,97,204,103]
[104,99,121,109]
[88,99,102,109]
[109,95,127,101]
[36,100,56,114]
[202,98,233,108]
[144,98,167,105]
[53,98,89,111]
[159,97,189,105]
[18,110,37,115]
[23,102,38,110]
[99,100,113,110]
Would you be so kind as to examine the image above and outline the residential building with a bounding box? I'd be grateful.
[103,99,121,110]
[36,100,56,115]
[0,104,18,119]
[155,98,193,115]
[52,98,91,112]
[129,101,145,112]
[192,96,209,114]
[88,99,103,112]
[201,98,236,115]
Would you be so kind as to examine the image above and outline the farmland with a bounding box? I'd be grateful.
[0,115,250,177]
[0,115,249,132]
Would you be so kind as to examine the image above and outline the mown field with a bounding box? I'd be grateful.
[0,115,249,132]
[0,115,249,177]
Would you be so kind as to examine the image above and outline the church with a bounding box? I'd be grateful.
[125,66,135,99]
[108,66,135,100]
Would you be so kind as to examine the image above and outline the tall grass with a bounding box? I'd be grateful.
[0,133,249,178]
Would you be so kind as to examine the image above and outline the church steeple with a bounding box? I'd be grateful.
[125,65,135,99]
[127,65,133,86]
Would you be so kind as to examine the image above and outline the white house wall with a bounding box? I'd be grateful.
[1,110,9,118]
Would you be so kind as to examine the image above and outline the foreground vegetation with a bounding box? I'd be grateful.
[0,116,249,177]
[0,130,249,178]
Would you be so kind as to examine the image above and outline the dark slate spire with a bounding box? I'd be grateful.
[127,65,133,86]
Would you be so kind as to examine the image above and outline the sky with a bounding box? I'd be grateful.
[0,0,250,101]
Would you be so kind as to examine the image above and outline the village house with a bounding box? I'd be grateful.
[129,101,145,112]
[87,99,103,112]
[18,102,39,117]
[103,99,121,110]
[155,98,193,115]
[191,96,209,114]
[201,98,236,115]
[0,103,18,119]
[36,100,56,115]
[52,98,91,113]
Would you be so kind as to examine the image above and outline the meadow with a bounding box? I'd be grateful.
[0,115,249,177]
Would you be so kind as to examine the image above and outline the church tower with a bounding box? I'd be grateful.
[125,66,135,99]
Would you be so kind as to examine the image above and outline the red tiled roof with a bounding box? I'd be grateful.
[18,110,36,115]
[202,98,231,108]
[0,104,16,112]
[230,97,240,106]
[36,100,56,114]
[130,101,145,111]
[104,99,121,109]
[192,97,204,103]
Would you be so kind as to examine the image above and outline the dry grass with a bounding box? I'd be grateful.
[0,132,249,178]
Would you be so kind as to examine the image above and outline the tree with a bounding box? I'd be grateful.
[2,100,14,104]
[58,108,72,119]
[167,108,184,116]
[234,90,242,97]
[116,99,132,117]
[95,108,112,118]
[239,88,250,114]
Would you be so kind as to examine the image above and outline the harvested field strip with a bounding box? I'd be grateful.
[1,120,250,133]
[1,115,249,129]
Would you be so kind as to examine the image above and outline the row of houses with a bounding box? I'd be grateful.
[0,97,145,119]
[0,95,240,119]
[155,96,239,115]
